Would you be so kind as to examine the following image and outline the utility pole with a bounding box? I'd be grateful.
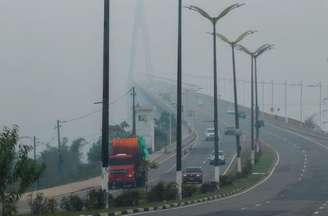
[262,81,265,112]
[56,120,62,178]
[284,80,288,123]
[250,57,255,166]
[300,81,303,122]
[102,0,110,208]
[176,0,183,201]
[271,80,274,113]
[131,87,136,136]
[320,81,322,127]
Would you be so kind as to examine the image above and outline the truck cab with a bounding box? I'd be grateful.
[108,154,136,188]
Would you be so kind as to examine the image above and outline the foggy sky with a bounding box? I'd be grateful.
[1,0,328,149]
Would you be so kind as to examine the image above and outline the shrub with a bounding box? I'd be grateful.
[47,198,58,214]
[114,190,141,207]
[147,182,177,202]
[29,193,57,215]
[60,195,84,211]
[85,189,108,210]
[147,182,165,202]
[164,182,178,201]
[182,185,198,198]
[220,175,234,187]
[200,182,218,194]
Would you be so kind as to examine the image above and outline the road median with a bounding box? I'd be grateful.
[34,143,277,216]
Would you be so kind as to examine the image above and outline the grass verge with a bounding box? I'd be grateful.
[41,144,277,216]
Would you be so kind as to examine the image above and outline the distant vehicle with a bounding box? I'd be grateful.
[256,120,265,128]
[209,151,226,165]
[227,110,247,119]
[239,112,247,119]
[224,126,235,135]
[205,128,215,141]
[183,167,203,184]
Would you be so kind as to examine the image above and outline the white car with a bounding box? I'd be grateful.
[209,151,226,165]
[205,128,215,141]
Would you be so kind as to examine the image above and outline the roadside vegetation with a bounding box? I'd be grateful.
[0,126,44,216]
[29,144,276,216]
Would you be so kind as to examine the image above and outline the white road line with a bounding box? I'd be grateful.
[131,146,280,216]
[223,154,237,176]
[314,211,319,215]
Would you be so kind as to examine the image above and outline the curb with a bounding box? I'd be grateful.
[81,145,279,216]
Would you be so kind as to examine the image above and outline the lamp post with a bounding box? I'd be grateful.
[176,0,183,200]
[235,45,255,166]
[187,3,244,183]
[253,44,273,153]
[102,0,110,208]
[216,31,256,173]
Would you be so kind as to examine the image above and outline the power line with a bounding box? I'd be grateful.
[61,89,132,124]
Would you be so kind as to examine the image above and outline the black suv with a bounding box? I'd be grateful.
[183,167,203,184]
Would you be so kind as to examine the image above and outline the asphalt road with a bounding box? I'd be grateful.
[147,88,238,184]
[137,92,328,216]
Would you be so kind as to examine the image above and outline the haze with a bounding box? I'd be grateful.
[1,0,328,149]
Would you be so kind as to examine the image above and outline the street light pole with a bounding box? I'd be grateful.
[320,81,322,127]
[300,81,303,122]
[284,80,288,123]
[250,57,255,165]
[187,2,245,183]
[176,0,183,200]
[131,87,136,136]
[216,30,256,173]
[102,0,110,207]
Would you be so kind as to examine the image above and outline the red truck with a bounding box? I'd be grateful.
[108,137,148,189]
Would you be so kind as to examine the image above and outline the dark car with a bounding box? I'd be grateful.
[183,167,203,184]
[224,126,235,135]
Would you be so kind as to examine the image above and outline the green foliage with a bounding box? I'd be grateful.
[0,126,44,215]
[29,193,57,215]
[147,182,177,202]
[60,195,84,211]
[220,175,234,186]
[182,185,199,198]
[37,138,100,189]
[200,182,219,194]
[84,189,107,210]
[114,190,141,207]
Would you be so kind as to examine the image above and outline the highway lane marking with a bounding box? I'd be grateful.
[314,211,319,215]
[222,154,237,176]
[130,146,280,216]
[268,123,328,153]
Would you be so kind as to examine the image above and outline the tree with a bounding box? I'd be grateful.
[38,138,88,188]
[0,126,44,216]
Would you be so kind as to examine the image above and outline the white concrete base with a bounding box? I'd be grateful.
[176,171,182,200]
[237,157,242,173]
[256,140,260,153]
[251,150,255,166]
[101,167,109,208]
[214,166,220,185]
